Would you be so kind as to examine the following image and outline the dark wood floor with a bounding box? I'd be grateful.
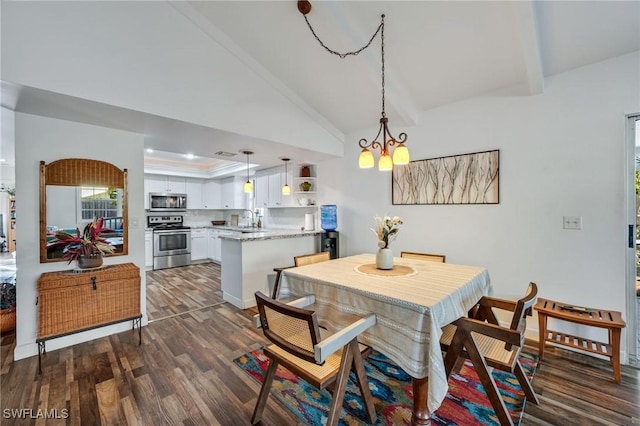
[145,263,226,322]
[1,263,639,425]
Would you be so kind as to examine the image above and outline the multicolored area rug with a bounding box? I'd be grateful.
[233,348,538,425]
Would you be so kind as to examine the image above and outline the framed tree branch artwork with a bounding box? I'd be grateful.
[392,150,499,205]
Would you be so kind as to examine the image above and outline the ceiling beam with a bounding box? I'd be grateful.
[511,1,544,95]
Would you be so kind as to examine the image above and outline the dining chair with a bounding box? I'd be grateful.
[294,251,331,266]
[439,282,539,426]
[400,251,446,263]
[252,291,377,426]
[271,252,331,299]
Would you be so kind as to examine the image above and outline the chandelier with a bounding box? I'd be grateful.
[298,2,409,171]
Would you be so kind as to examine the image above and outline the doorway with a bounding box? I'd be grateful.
[628,114,640,365]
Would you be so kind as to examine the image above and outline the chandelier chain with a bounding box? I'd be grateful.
[303,14,383,59]
[381,15,385,117]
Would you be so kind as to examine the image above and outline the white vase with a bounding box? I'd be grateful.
[376,248,394,270]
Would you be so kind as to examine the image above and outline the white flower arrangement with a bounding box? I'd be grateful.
[371,215,403,249]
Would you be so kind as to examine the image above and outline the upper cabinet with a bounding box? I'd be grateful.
[254,175,269,208]
[145,175,222,210]
[146,175,186,194]
[220,176,249,210]
[267,171,294,208]
[203,180,221,210]
[185,178,203,209]
[143,163,315,210]
[254,163,315,208]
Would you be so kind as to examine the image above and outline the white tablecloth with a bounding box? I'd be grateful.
[280,253,492,412]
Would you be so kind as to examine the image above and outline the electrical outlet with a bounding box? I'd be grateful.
[563,216,582,230]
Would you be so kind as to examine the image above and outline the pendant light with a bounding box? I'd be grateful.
[281,158,291,195]
[242,150,254,193]
[357,15,409,171]
[297,5,408,171]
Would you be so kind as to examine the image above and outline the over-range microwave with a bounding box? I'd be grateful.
[149,193,187,211]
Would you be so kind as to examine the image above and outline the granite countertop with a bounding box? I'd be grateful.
[213,227,323,241]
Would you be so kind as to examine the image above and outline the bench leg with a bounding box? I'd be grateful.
[611,328,622,383]
[537,312,547,359]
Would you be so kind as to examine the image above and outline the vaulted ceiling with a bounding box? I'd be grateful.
[1,1,638,175]
[186,0,639,134]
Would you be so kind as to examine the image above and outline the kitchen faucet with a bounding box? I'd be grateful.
[243,209,256,228]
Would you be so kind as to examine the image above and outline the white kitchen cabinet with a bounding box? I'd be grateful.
[166,176,187,193]
[145,230,153,269]
[254,175,269,208]
[185,178,203,209]
[203,180,221,209]
[191,229,207,261]
[220,177,249,209]
[207,229,221,262]
[146,175,167,195]
[268,171,293,207]
[146,175,186,194]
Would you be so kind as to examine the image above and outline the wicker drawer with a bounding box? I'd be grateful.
[37,263,140,340]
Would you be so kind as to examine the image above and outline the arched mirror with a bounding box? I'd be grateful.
[40,158,128,263]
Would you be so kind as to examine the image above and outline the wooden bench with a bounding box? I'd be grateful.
[534,298,626,383]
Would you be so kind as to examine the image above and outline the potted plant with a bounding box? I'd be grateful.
[48,217,115,268]
[371,215,403,270]
[0,280,16,333]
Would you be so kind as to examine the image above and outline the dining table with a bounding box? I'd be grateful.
[279,253,493,425]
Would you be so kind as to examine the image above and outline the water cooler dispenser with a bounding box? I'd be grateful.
[321,231,339,259]
[320,205,339,259]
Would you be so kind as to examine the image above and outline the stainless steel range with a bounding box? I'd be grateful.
[148,215,191,270]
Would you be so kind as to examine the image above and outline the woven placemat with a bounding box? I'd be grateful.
[355,263,417,277]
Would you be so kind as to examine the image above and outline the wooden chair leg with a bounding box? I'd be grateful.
[443,329,466,377]
[251,359,279,425]
[271,268,283,299]
[464,336,514,426]
[327,340,355,426]
[513,360,539,405]
[350,340,377,423]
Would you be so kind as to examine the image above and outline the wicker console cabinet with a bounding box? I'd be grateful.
[36,263,142,372]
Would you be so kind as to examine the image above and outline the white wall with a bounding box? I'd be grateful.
[1,1,343,156]
[318,52,640,359]
[14,113,146,361]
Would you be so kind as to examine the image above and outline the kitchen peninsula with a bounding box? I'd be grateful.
[217,228,324,308]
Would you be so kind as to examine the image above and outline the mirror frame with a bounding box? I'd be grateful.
[39,158,129,263]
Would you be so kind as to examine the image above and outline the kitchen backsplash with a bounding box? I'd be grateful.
[177,208,318,230]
